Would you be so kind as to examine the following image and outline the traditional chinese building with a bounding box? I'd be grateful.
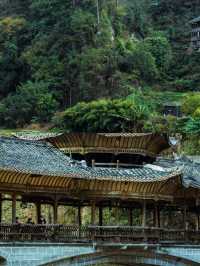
[0,133,200,244]
[190,16,200,50]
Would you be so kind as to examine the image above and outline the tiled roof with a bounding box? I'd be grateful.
[0,137,180,183]
[0,137,84,177]
[190,16,200,24]
[12,132,61,140]
[155,156,200,189]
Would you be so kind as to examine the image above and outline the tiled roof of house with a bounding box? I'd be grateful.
[155,156,200,189]
[0,137,180,183]
[190,16,200,24]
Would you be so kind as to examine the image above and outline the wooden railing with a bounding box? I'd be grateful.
[0,224,90,242]
[0,224,199,244]
[92,162,142,168]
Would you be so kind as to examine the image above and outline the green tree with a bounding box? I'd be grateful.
[0,81,58,127]
[118,38,158,83]
[0,16,28,99]
[144,32,172,74]
[124,0,152,37]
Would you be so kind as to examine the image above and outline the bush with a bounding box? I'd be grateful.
[182,118,200,134]
[182,93,200,117]
[143,114,180,133]
[182,136,200,155]
[193,107,200,118]
[55,98,151,132]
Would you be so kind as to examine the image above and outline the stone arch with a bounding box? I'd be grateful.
[40,249,200,266]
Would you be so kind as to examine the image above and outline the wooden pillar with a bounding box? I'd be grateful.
[53,201,58,224]
[91,201,96,225]
[158,206,161,228]
[36,202,41,224]
[168,207,173,228]
[12,193,16,224]
[0,194,2,223]
[78,206,82,227]
[195,200,200,231]
[99,206,103,226]
[92,160,95,168]
[183,205,188,230]
[142,200,146,227]
[196,213,200,231]
[128,208,133,226]
[154,203,159,228]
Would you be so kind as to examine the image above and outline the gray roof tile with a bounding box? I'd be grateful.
[0,137,180,183]
[155,156,200,189]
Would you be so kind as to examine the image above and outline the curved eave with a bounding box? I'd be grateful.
[0,168,182,200]
[46,133,170,157]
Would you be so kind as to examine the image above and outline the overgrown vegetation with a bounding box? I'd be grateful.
[55,98,151,132]
[0,0,200,128]
[54,90,200,137]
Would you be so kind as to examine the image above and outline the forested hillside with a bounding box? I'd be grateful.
[0,0,200,128]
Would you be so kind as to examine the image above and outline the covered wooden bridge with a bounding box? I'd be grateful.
[0,133,200,243]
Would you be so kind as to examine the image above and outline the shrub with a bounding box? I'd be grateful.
[55,98,151,132]
[182,93,200,117]
[182,118,200,134]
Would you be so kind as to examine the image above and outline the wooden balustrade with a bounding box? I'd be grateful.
[0,224,199,244]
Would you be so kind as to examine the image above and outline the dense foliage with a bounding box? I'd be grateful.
[55,98,151,132]
[54,90,200,135]
[0,0,200,128]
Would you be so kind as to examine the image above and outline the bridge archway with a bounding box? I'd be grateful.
[41,249,200,266]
